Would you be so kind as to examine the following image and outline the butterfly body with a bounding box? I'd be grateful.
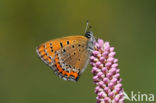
[36,32,95,81]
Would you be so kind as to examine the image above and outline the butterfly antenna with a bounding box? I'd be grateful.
[85,20,89,33]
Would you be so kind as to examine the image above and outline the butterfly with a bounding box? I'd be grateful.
[36,22,96,81]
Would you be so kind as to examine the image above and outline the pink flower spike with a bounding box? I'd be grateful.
[90,39,124,103]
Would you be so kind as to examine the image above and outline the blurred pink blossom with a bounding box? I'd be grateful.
[90,39,124,103]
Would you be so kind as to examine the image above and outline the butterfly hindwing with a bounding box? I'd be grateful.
[36,36,90,81]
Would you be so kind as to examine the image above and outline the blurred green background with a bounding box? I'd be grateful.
[0,0,156,103]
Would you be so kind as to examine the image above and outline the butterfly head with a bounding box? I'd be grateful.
[85,31,92,38]
[85,31,95,40]
[85,31,96,50]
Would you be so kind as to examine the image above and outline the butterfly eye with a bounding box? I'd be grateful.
[85,32,91,38]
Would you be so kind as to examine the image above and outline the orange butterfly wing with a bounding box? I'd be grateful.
[36,36,89,81]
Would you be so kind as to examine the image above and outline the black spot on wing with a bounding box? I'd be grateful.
[60,42,63,48]
[72,45,75,48]
[67,41,69,45]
